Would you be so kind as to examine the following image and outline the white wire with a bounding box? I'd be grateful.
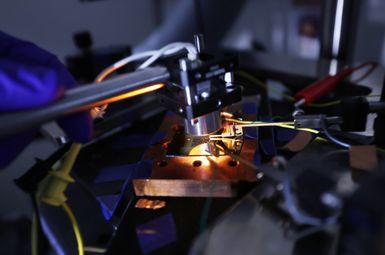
[95,51,156,82]
[137,43,184,69]
[92,42,197,119]
[95,42,197,82]
[138,42,197,69]
[112,51,157,69]
[321,123,351,149]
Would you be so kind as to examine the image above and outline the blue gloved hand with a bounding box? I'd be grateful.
[0,31,93,168]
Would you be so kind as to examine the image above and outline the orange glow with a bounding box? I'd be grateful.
[189,143,226,156]
[220,111,234,118]
[187,121,243,157]
[177,155,228,168]
[91,69,165,118]
[86,83,165,110]
[101,83,164,104]
[96,66,116,83]
[189,144,211,156]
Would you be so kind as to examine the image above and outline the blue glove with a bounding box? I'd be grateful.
[0,31,93,168]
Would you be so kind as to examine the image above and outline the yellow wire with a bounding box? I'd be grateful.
[31,213,38,255]
[314,137,329,143]
[225,118,263,124]
[225,118,319,134]
[309,100,341,107]
[226,118,293,125]
[236,71,295,102]
[236,70,342,108]
[276,124,320,134]
[37,143,86,255]
[237,122,294,127]
[62,202,84,255]
[39,143,82,207]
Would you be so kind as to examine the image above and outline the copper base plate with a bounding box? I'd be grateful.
[143,114,258,182]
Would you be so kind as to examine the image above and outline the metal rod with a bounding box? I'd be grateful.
[319,0,361,76]
[194,34,205,53]
[0,67,170,138]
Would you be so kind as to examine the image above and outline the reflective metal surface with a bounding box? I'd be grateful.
[134,198,166,210]
[0,67,170,137]
[133,179,235,197]
[184,111,222,136]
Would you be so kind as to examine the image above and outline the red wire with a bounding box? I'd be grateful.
[349,61,378,83]
[294,61,378,105]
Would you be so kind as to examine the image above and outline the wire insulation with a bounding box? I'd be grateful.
[225,118,320,134]
[92,42,197,118]
[62,202,84,255]
[321,123,351,148]
[96,42,197,82]
[236,70,375,108]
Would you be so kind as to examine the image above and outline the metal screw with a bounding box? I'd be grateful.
[201,91,209,99]
[224,72,234,84]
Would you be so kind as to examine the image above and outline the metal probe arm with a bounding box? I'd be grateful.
[0,67,170,138]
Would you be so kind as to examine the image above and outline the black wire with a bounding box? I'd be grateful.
[15,142,72,193]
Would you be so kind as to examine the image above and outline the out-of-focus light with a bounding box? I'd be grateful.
[329,59,339,75]
[179,155,228,168]
[332,0,345,57]
[189,143,212,156]
[220,111,234,118]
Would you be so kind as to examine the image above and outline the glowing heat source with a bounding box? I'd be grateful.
[180,155,228,168]
[189,143,212,156]
[188,122,242,157]
[189,143,227,156]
